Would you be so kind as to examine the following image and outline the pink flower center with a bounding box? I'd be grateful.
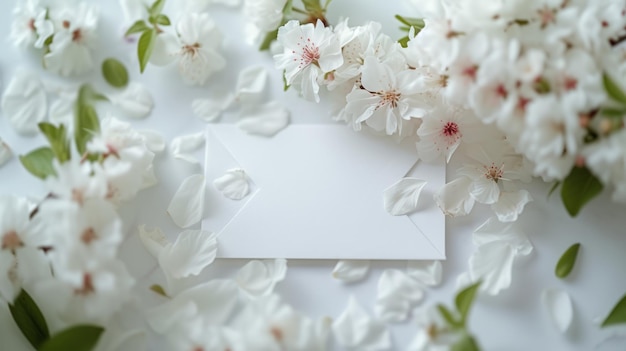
[484,163,504,182]
[183,43,201,58]
[28,18,36,31]
[81,227,97,245]
[538,6,556,28]
[294,37,320,69]
[496,84,508,98]
[74,273,95,295]
[2,231,23,250]
[442,121,459,137]
[564,76,578,91]
[462,65,478,81]
[72,29,83,42]
[270,327,284,341]
[378,90,401,109]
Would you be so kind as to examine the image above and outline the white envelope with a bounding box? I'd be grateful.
[202,125,445,260]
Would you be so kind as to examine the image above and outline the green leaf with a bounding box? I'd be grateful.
[283,70,290,91]
[74,85,102,155]
[398,35,410,48]
[38,122,70,163]
[560,166,603,217]
[602,294,626,327]
[154,14,171,26]
[8,289,50,349]
[19,147,56,179]
[125,20,150,36]
[395,15,425,29]
[436,304,462,329]
[599,107,626,118]
[138,29,157,73]
[323,0,332,10]
[547,181,560,199]
[555,243,581,279]
[455,281,481,324]
[150,284,168,297]
[39,325,104,351]
[603,73,626,105]
[149,0,166,17]
[102,58,129,88]
[451,333,481,351]
[302,0,323,14]
[259,28,279,51]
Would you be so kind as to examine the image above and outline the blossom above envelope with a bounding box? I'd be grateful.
[202,125,445,260]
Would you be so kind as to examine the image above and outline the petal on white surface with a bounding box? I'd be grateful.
[1,70,47,135]
[138,130,166,153]
[235,65,268,104]
[109,82,154,119]
[167,174,207,228]
[406,260,443,287]
[375,269,424,323]
[333,296,391,350]
[158,230,217,279]
[150,32,179,66]
[170,132,206,164]
[468,241,515,296]
[191,94,234,122]
[213,168,250,200]
[473,217,533,256]
[332,260,370,283]
[236,258,287,297]
[138,224,169,258]
[434,176,475,217]
[0,139,12,167]
[383,178,427,216]
[491,189,533,223]
[542,288,573,333]
[237,101,290,137]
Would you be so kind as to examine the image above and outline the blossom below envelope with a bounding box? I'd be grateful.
[202,125,445,260]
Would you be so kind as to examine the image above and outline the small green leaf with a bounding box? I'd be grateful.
[8,289,50,349]
[283,70,290,91]
[154,14,171,26]
[398,35,410,48]
[561,166,603,217]
[436,304,462,329]
[302,0,323,14]
[39,325,104,351]
[19,147,56,179]
[149,0,166,17]
[259,28,279,51]
[455,281,481,324]
[603,73,626,105]
[451,333,481,351]
[125,20,150,36]
[602,294,626,327]
[547,181,560,199]
[102,58,129,88]
[555,243,581,278]
[138,29,157,73]
[599,107,626,118]
[38,122,70,163]
[74,85,102,155]
[150,284,168,297]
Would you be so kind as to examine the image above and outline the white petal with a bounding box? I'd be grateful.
[0,139,12,167]
[235,65,268,104]
[470,177,500,204]
[383,178,427,216]
[236,258,287,297]
[103,329,146,351]
[109,82,154,119]
[542,288,573,333]
[191,94,234,122]
[170,132,206,164]
[434,176,475,217]
[491,190,533,222]
[237,101,290,137]
[468,241,515,296]
[332,296,391,350]
[213,168,250,200]
[167,174,207,228]
[150,32,179,66]
[137,130,166,153]
[406,260,443,287]
[473,217,533,256]
[332,260,370,283]
[158,230,217,279]
[137,224,169,258]
[375,269,424,323]
[1,70,47,135]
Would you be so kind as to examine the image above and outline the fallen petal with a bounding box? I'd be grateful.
[383,178,427,216]
[473,217,533,256]
[332,296,391,350]
[192,94,234,122]
[167,174,207,228]
[109,82,154,119]
[468,241,515,296]
[1,70,47,135]
[138,130,166,153]
[491,189,533,223]
[332,260,370,283]
[237,101,290,137]
[542,288,574,333]
[138,224,169,258]
[406,260,442,287]
[236,258,287,297]
[213,168,250,200]
[170,132,206,164]
[158,230,217,279]
[375,269,424,323]
[235,65,268,104]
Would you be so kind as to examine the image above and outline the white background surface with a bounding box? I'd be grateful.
[1,1,626,350]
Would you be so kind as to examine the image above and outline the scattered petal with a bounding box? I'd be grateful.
[0,139,12,167]
[383,178,427,216]
[542,288,574,333]
[468,241,515,296]
[48,91,76,127]
[332,260,370,283]
[375,269,424,323]
[109,82,154,119]
[473,217,533,256]
[138,224,169,258]
[236,258,287,297]
[138,130,166,153]
[167,174,207,228]
[235,65,268,104]
[213,168,250,200]
[191,94,234,122]
[333,296,391,350]
[170,132,206,164]
[406,260,443,287]
[491,189,533,222]
[1,70,47,135]
[158,230,217,279]
[237,101,290,137]
[434,176,475,217]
